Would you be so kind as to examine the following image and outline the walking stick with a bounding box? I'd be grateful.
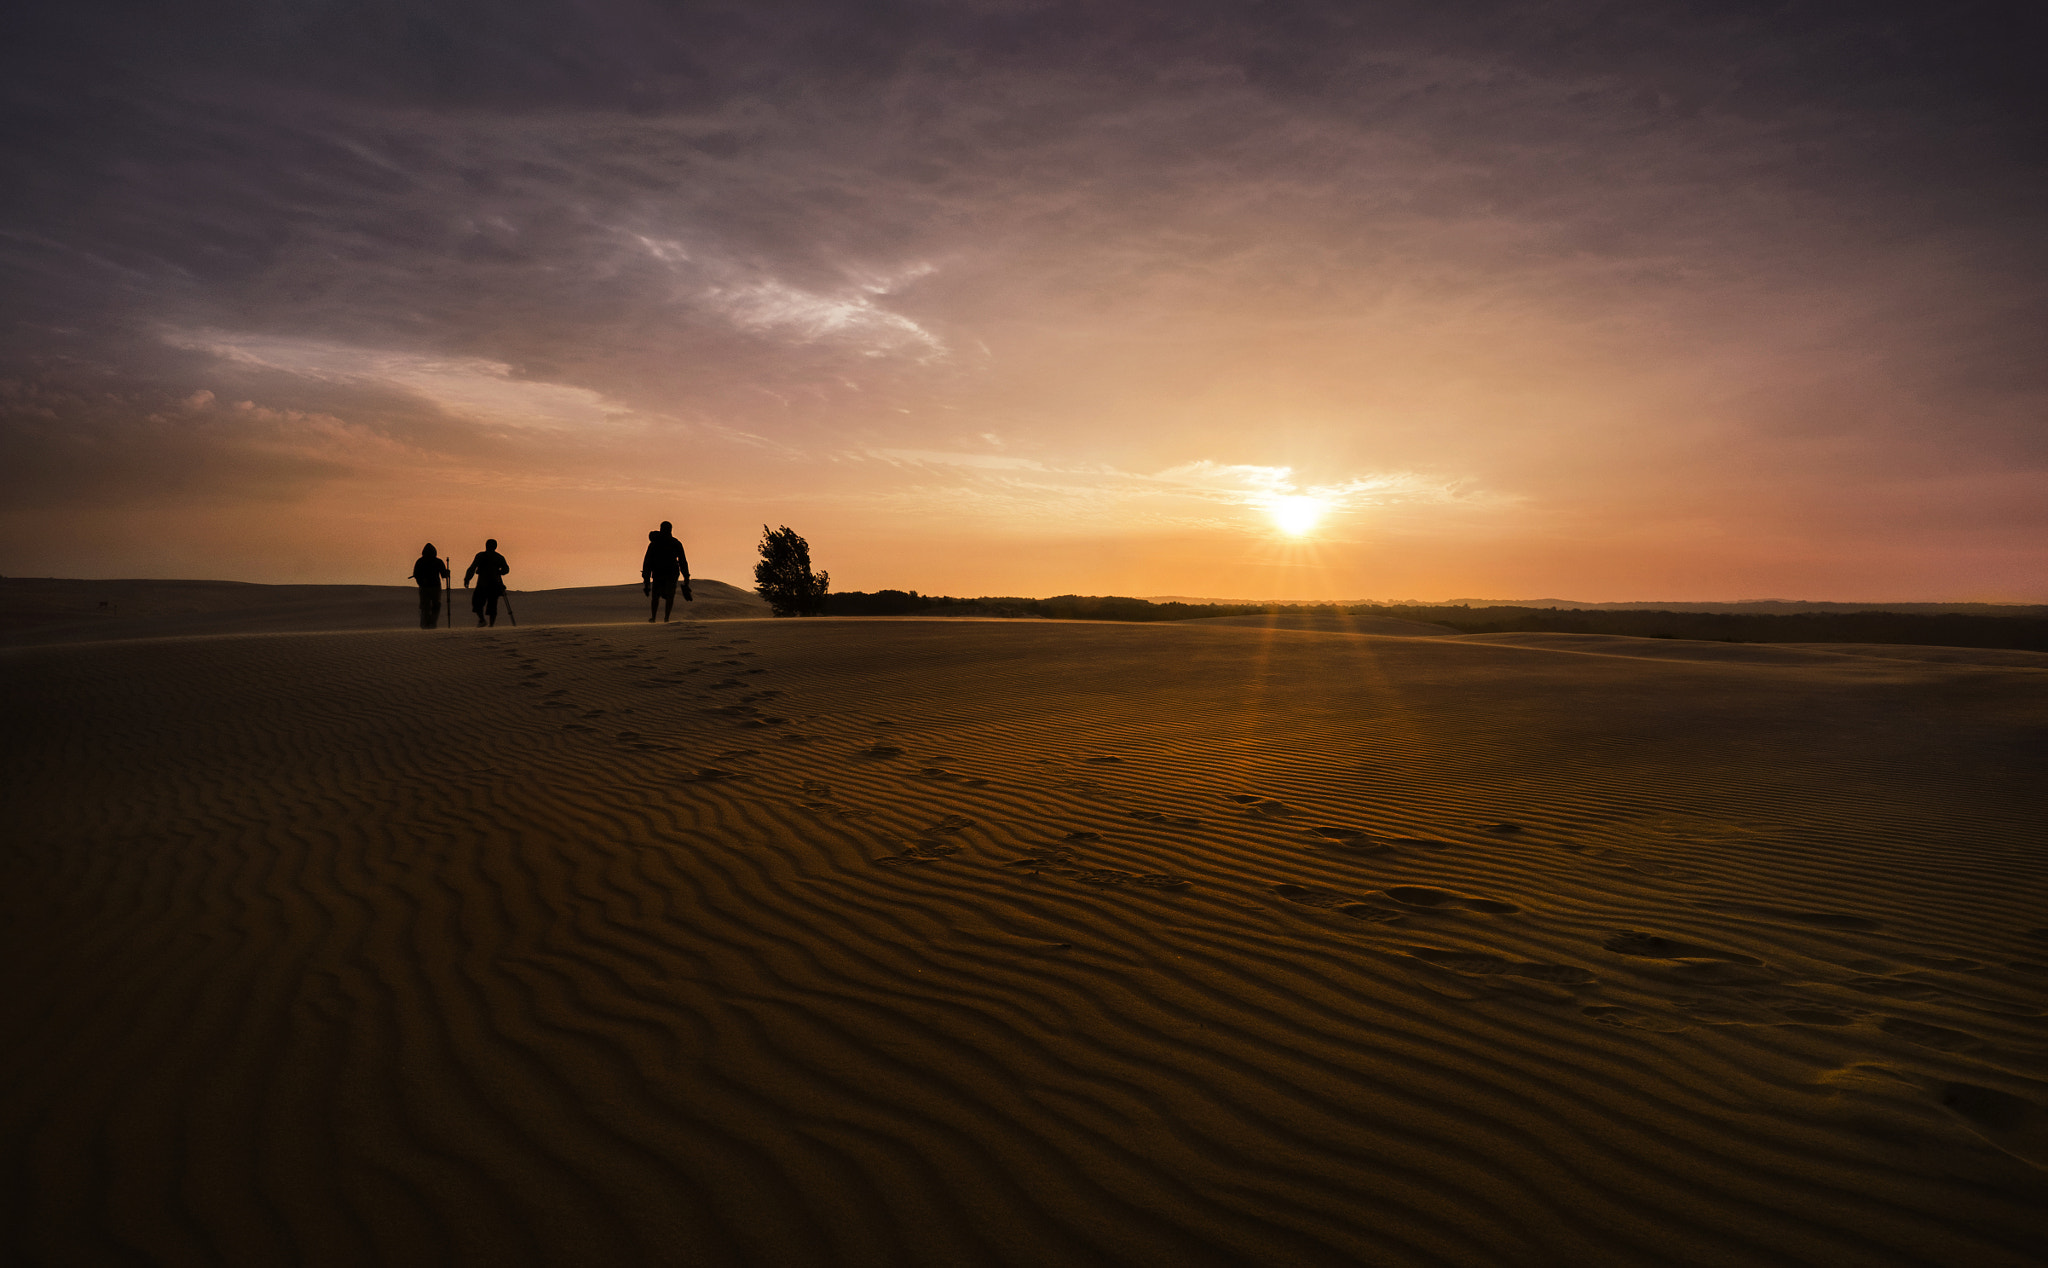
[446,569,452,628]
[502,589,517,627]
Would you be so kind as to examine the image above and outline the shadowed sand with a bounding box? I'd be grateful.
[3,614,2045,1265]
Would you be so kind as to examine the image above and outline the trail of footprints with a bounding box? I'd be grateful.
[475,631,2048,1170]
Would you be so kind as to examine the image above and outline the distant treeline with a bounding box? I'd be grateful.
[826,590,2048,651]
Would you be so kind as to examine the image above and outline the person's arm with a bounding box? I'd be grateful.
[463,558,476,586]
[678,545,690,580]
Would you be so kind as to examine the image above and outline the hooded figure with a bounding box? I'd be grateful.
[411,543,450,629]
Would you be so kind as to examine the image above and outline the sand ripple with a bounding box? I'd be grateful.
[3,620,2045,1265]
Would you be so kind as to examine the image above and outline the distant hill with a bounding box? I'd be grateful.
[1148,595,2047,617]
[0,577,768,646]
[831,590,2048,651]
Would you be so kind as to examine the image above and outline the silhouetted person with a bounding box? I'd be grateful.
[464,538,511,627]
[641,520,691,622]
[411,543,450,629]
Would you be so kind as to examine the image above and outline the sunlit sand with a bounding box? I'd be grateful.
[3,599,2044,1265]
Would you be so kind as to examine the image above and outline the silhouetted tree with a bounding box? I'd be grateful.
[753,524,830,616]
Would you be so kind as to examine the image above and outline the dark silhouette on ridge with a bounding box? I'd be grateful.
[410,544,450,629]
[641,520,691,622]
[463,538,511,627]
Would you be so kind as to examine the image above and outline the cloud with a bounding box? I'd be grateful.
[1,1,2043,594]
[162,330,635,431]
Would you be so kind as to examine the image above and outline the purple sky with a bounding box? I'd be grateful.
[4,1,2043,600]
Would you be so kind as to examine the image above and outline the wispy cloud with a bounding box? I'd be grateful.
[162,330,635,431]
[622,229,944,354]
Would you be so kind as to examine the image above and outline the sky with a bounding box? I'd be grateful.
[3,1,2044,601]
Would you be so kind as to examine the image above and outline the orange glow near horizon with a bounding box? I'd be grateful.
[1,7,2042,604]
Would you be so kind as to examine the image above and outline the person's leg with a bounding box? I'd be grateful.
[485,593,499,627]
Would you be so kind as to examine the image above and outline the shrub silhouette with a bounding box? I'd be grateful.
[753,524,830,616]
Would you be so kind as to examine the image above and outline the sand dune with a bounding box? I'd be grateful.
[3,617,2045,1265]
[1187,611,1457,636]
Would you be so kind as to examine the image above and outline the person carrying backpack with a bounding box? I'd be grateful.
[641,521,691,622]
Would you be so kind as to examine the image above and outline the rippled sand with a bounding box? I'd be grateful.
[3,616,2044,1265]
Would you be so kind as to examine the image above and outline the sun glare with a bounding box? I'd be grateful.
[1269,495,1328,536]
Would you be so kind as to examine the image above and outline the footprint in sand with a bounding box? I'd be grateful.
[1383,886,1520,914]
[1602,930,1765,965]
[926,815,976,834]
[1083,756,1122,764]
[1127,810,1203,829]
[1273,884,1403,922]
[1072,869,1191,889]
[1227,795,1293,818]
[875,840,962,867]
[1064,831,1102,841]
[1582,1004,1689,1032]
[801,801,873,819]
[1003,844,1189,889]
[1306,827,1395,854]
[856,745,905,759]
[1005,844,1080,871]
[1397,945,1595,984]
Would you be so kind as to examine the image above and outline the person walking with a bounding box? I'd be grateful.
[641,520,691,622]
[464,538,511,627]
[410,544,450,629]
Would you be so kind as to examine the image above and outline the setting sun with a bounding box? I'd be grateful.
[1269,495,1328,536]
